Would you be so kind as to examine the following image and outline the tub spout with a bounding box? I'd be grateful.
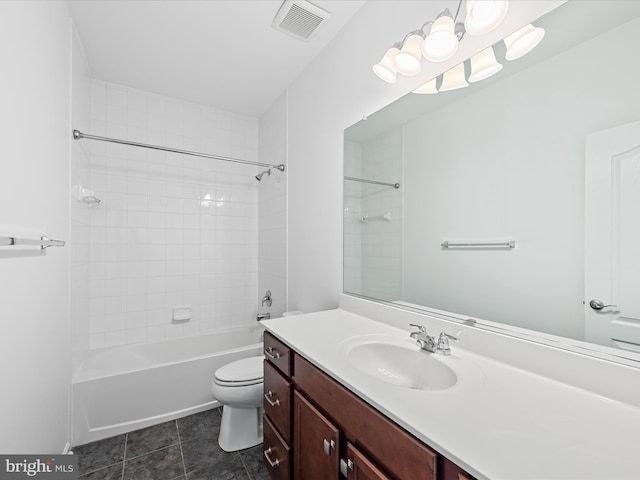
[257,313,271,321]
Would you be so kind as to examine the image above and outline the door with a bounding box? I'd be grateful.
[585,120,640,351]
[293,391,340,480]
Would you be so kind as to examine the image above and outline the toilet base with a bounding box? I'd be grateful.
[218,405,263,452]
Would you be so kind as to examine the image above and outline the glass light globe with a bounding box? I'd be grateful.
[372,47,400,83]
[504,24,545,60]
[465,0,509,36]
[468,47,503,82]
[394,34,424,76]
[439,63,469,92]
[423,15,458,63]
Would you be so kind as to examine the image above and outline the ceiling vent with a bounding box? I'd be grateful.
[272,0,331,41]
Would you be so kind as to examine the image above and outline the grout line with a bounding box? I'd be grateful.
[121,433,128,480]
[176,419,188,479]
[238,451,253,480]
[122,443,182,461]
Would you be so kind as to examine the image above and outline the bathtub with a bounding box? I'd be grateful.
[72,327,264,446]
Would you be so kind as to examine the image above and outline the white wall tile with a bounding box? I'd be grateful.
[87,80,261,346]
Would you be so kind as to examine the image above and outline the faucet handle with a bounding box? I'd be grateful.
[436,332,458,355]
[409,323,426,334]
[261,290,273,307]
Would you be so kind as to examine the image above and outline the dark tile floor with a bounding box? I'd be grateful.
[72,408,270,480]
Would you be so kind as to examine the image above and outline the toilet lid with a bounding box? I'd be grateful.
[214,355,263,386]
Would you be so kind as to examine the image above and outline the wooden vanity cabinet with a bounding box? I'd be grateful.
[262,331,476,480]
[294,354,437,480]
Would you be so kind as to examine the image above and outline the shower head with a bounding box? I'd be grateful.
[255,169,271,181]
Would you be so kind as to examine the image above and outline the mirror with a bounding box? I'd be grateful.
[344,0,640,361]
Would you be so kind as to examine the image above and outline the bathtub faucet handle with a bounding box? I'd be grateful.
[261,290,272,307]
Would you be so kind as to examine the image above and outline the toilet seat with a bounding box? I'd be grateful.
[214,356,263,387]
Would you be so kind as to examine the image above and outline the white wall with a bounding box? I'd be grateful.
[258,93,288,319]
[0,1,72,453]
[285,1,563,313]
[86,81,261,347]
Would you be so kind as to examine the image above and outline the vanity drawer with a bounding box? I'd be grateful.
[294,354,437,480]
[264,359,292,444]
[263,416,291,480]
[264,331,292,377]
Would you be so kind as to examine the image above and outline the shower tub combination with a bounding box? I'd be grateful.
[72,327,263,446]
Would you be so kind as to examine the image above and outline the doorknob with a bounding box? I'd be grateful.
[589,299,617,311]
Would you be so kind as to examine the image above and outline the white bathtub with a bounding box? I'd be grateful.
[72,327,264,446]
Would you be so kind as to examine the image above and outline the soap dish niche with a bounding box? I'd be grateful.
[173,305,192,323]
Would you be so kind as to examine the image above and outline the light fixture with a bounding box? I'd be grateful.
[413,78,438,94]
[468,46,502,82]
[504,24,545,61]
[394,32,424,76]
[439,63,469,92]
[372,45,401,84]
[422,10,460,63]
[373,1,534,91]
[464,0,509,36]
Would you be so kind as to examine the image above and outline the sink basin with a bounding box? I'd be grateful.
[340,336,457,391]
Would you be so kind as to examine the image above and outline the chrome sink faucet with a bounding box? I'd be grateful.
[409,324,458,355]
[409,324,437,352]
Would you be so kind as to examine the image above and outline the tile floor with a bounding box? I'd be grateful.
[72,408,270,480]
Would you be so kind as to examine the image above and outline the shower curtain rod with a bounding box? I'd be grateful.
[72,130,285,172]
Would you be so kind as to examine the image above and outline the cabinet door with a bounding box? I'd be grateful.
[342,442,391,480]
[441,457,476,480]
[294,391,340,480]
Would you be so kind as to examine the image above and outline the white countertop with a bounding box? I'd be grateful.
[262,307,640,480]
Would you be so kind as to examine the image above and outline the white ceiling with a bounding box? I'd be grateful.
[67,0,366,117]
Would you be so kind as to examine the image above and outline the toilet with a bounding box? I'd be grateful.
[211,355,264,452]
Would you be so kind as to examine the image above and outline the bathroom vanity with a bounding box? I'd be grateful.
[261,295,640,480]
[262,331,468,480]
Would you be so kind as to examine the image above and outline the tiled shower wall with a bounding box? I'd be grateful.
[343,140,363,295]
[343,129,402,302]
[87,80,261,348]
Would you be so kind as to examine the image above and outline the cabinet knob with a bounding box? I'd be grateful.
[323,438,336,456]
[340,458,354,477]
